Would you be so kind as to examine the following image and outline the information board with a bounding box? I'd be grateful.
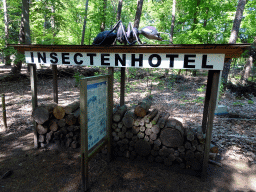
[87,79,107,150]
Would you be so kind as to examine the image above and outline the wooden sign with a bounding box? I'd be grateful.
[25,51,225,70]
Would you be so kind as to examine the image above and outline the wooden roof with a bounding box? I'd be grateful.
[9,44,251,59]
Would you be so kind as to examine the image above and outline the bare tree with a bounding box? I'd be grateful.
[222,0,247,85]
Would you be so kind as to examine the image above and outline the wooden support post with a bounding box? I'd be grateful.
[202,71,214,134]
[120,67,125,106]
[52,65,58,104]
[108,67,114,162]
[80,78,88,191]
[2,94,7,131]
[201,70,220,180]
[29,64,38,148]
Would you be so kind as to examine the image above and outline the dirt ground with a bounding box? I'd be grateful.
[0,65,256,192]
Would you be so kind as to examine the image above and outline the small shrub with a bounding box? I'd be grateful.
[248,100,254,104]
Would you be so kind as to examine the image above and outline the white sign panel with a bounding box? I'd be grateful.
[87,79,107,150]
[25,51,225,70]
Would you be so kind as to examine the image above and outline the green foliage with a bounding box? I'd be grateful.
[248,100,254,104]
[114,70,121,82]
[196,85,205,93]
[180,96,204,104]
[73,72,84,87]
[0,0,254,47]
[233,101,244,106]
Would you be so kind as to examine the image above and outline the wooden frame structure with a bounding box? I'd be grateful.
[11,44,250,182]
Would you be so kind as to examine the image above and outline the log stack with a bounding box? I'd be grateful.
[32,99,213,171]
[112,103,207,171]
[32,101,81,148]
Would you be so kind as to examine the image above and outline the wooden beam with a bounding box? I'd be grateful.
[9,44,250,58]
[80,78,88,191]
[202,71,214,134]
[120,67,125,106]
[201,70,220,180]
[108,67,114,162]
[29,64,38,148]
[52,65,58,103]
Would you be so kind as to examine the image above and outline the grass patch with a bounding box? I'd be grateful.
[233,101,244,106]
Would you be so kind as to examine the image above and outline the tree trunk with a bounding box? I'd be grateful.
[81,0,89,45]
[116,0,123,21]
[240,38,255,84]
[169,0,176,43]
[3,0,10,65]
[100,0,107,32]
[51,2,56,42]
[134,0,144,29]
[222,0,247,85]
[240,56,253,85]
[12,0,31,74]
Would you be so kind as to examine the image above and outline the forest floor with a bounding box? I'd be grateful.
[0,65,256,192]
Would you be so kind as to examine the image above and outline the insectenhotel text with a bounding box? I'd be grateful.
[25,52,225,70]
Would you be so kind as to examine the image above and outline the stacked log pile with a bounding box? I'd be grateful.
[32,98,217,171]
[32,101,81,148]
[112,102,207,170]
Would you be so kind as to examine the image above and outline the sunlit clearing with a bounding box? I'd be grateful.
[249,175,256,191]
[229,161,250,172]
[232,173,248,190]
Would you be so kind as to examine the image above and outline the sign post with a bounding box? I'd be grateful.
[80,75,112,191]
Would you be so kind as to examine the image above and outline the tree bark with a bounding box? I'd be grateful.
[12,0,31,74]
[122,109,135,128]
[113,105,127,122]
[158,112,170,128]
[81,0,89,45]
[240,56,253,85]
[134,0,144,29]
[222,0,247,85]
[3,0,10,65]
[63,101,80,114]
[100,0,107,32]
[169,0,176,43]
[116,0,123,21]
